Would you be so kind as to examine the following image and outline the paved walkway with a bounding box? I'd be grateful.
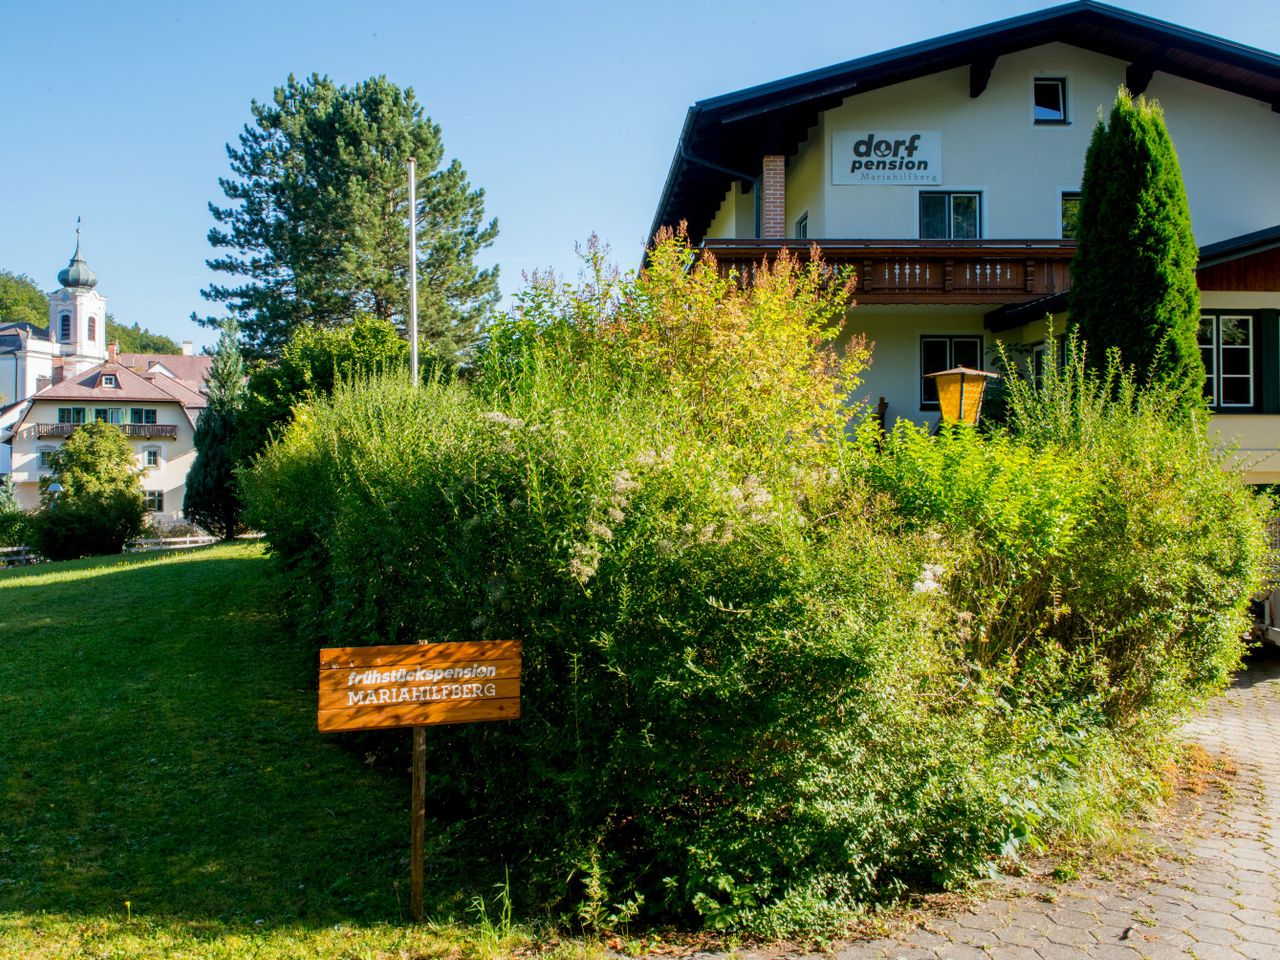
[759,648,1280,960]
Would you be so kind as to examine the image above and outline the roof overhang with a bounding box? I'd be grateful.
[651,1,1280,246]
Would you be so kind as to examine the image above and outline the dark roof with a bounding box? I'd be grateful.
[1198,224,1280,267]
[652,1,1280,245]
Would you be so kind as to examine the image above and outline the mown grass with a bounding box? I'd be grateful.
[0,543,565,959]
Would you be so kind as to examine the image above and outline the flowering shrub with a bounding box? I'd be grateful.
[242,240,1266,934]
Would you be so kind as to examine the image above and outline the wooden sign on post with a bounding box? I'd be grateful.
[318,640,521,922]
[318,640,521,732]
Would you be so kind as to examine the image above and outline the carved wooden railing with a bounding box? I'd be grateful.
[701,239,1076,304]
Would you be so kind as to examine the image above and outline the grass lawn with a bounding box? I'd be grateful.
[0,543,561,959]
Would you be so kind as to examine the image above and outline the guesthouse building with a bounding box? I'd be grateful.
[649,1,1280,480]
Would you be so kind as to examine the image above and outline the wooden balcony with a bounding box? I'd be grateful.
[37,422,179,440]
[701,239,1076,305]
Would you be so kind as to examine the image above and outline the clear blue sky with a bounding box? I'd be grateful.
[2,0,1278,349]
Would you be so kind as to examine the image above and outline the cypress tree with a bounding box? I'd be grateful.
[1070,88,1202,403]
[184,319,246,539]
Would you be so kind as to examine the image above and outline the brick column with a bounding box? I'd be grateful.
[762,155,786,238]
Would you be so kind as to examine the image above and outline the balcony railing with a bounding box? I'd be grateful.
[701,239,1076,305]
[36,422,179,440]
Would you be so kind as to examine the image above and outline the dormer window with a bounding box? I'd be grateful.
[102,374,118,388]
[60,314,71,341]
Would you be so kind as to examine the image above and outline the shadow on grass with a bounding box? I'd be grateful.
[0,543,500,931]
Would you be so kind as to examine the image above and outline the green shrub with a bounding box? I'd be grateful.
[243,239,1267,934]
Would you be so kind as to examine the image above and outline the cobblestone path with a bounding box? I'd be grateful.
[728,648,1280,960]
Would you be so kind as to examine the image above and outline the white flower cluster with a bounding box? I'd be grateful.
[913,563,945,594]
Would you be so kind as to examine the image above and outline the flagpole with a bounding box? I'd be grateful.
[407,157,419,385]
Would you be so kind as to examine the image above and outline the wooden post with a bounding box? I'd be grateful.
[411,725,426,922]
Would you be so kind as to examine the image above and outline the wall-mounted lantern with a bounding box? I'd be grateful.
[924,367,1000,426]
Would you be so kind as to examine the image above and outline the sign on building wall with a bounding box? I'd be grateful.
[832,130,942,185]
[318,640,521,732]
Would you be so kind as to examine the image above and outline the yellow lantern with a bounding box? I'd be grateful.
[924,366,1000,425]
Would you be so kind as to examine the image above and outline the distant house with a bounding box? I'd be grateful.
[648,1,1280,481]
[0,238,211,522]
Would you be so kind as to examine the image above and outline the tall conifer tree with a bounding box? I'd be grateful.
[1069,88,1202,403]
[196,74,498,359]
[184,319,246,539]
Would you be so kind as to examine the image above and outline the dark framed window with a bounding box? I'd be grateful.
[94,407,124,424]
[1034,77,1068,124]
[795,212,808,239]
[1060,192,1081,239]
[919,192,981,240]
[59,314,71,341]
[144,491,165,512]
[57,407,86,424]
[920,335,983,409]
[130,408,157,425]
[1200,314,1254,408]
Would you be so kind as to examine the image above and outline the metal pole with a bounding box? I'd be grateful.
[407,157,419,386]
[411,725,425,921]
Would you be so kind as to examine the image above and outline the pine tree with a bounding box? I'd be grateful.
[195,74,499,359]
[184,319,246,539]
[1069,88,1202,403]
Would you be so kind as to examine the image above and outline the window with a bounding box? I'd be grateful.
[59,314,71,341]
[919,192,980,240]
[38,446,56,470]
[144,447,160,468]
[130,408,157,425]
[88,316,96,341]
[920,335,983,409]
[57,407,86,424]
[1034,77,1068,124]
[144,491,165,513]
[94,407,124,424]
[1060,192,1081,239]
[1200,314,1254,408]
[795,212,808,239]
[101,374,118,388]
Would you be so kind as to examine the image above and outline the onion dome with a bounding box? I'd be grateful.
[57,233,98,290]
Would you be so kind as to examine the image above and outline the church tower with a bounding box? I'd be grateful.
[49,225,107,374]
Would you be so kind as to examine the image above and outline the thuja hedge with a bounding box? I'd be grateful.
[242,239,1266,934]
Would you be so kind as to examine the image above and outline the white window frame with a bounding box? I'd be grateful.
[917,190,984,240]
[37,445,56,471]
[101,374,118,388]
[1032,74,1071,126]
[1200,313,1254,409]
[795,211,809,240]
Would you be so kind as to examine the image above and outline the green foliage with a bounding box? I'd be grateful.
[1070,88,1202,403]
[27,421,146,560]
[241,238,1265,935]
[0,474,26,547]
[197,73,499,359]
[0,270,48,327]
[236,313,410,462]
[185,319,247,538]
[106,316,181,354]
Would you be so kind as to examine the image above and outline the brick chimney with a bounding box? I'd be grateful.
[108,341,119,362]
[762,155,786,239]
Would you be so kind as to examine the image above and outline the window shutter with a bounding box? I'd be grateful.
[1258,310,1280,414]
